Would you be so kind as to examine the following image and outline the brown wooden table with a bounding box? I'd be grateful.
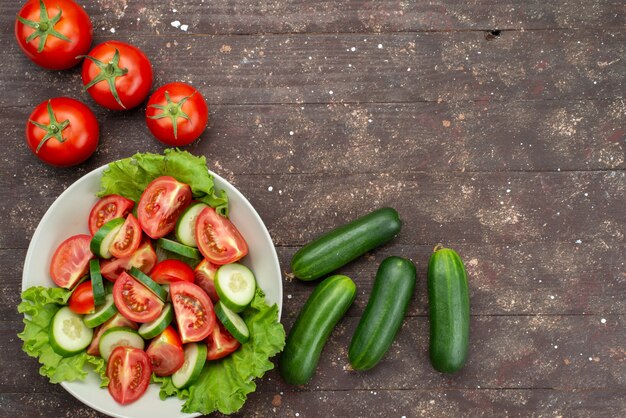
[1,1,624,416]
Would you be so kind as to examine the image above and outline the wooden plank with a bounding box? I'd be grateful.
[4,315,624,393]
[3,100,624,177]
[2,29,624,107]
[6,241,624,321]
[2,388,625,418]
[2,1,624,35]
[1,171,623,250]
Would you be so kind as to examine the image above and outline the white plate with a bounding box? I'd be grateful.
[22,164,282,418]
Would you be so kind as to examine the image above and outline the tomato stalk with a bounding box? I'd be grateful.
[29,100,70,153]
[79,49,129,109]
[16,0,71,53]
[147,91,194,139]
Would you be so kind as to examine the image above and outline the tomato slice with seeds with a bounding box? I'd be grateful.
[112,271,164,323]
[195,207,248,265]
[137,176,192,239]
[107,346,151,405]
[88,195,135,235]
[170,280,216,343]
[146,326,185,376]
[101,239,157,282]
[150,259,195,284]
[194,259,219,302]
[109,213,141,259]
[50,234,93,289]
[205,320,240,360]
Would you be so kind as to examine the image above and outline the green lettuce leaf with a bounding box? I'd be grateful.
[18,286,109,387]
[97,148,229,216]
[153,289,285,415]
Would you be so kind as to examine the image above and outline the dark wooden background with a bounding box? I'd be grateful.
[1,0,624,416]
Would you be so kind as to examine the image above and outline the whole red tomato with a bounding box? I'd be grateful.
[146,82,209,146]
[15,0,92,70]
[26,97,99,167]
[81,41,153,111]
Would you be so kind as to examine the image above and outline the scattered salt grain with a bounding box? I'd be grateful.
[180,24,189,31]
[378,44,383,49]
[289,131,294,136]
[171,20,181,28]
[350,47,356,52]
[550,295,555,300]
[287,294,292,299]
[575,239,582,244]
[268,186,273,192]
[600,318,606,324]
[110,28,116,33]
[329,90,334,95]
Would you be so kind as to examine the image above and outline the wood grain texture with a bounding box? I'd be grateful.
[1,29,624,108]
[2,0,624,417]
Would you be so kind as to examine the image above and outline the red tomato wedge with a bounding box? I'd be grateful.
[68,281,94,314]
[137,176,192,239]
[87,312,138,356]
[113,272,164,323]
[194,259,219,302]
[205,321,240,360]
[150,259,195,284]
[100,239,157,281]
[50,234,92,289]
[195,207,248,265]
[146,326,185,376]
[88,195,134,235]
[170,281,216,343]
[107,346,151,405]
[109,213,141,258]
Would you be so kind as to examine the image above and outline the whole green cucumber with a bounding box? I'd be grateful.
[348,256,416,370]
[279,275,356,385]
[427,245,470,373]
[291,207,402,281]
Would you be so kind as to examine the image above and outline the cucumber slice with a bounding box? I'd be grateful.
[138,303,174,339]
[155,245,200,269]
[175,203,208,247]
[90,218,125,259]
[215,263,256,312]
[90,259,106,306]
[157,238,202,260]
[129,267,168,302]
[83,293,117,328]
[49,307,94,357]
[172,343,207,389]
[99,326,145,361]
[215,301,250,343]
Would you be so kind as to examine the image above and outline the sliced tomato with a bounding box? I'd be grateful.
[107,346,151,405]
[88,195,135,236]
[194,259,219,302]
[101,239,157,282]
[68,281,94,314]
[170,281,216,343]
[150,259,195,284]
[137,176,192,239]
[113,272,164,323]
[146,326,185,376]
[109,214,142,258]
[205,321,240,360]
[87,312,138,356]
[50,234,93,289]
[195,207,248,265]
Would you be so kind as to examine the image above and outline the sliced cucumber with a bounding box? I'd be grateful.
[83,293,117,328]
[90,218,125,259]
[155,246,200,269]
[90,259,106,306]
[49,307,94,357]
[99,326,145,361]
[215,263,256,312]
[175,203,208,247]
[215,301,250,343]
[138,303,174,339]
[157,238,202,260]
[172,343,207,389]
[129,267,167,302]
